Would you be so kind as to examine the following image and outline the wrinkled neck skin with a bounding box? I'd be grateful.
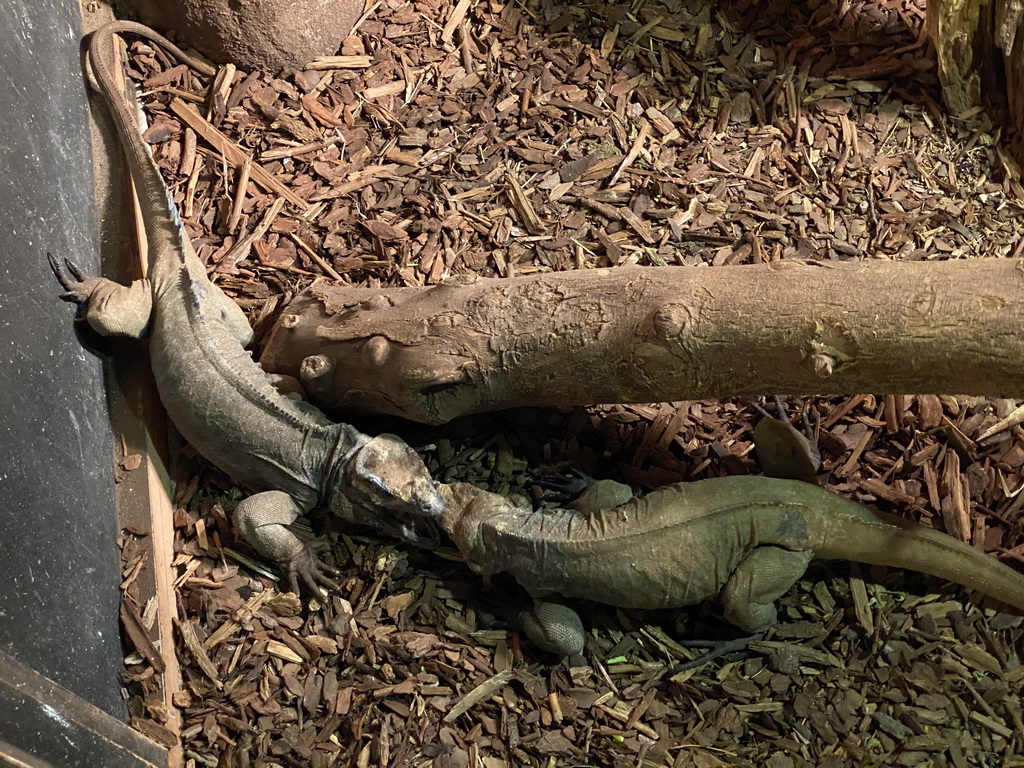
[438,482,518,573]
[326,449,400,529]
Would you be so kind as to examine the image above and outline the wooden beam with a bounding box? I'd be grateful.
[82,7,184,766]
[0,647,165,768]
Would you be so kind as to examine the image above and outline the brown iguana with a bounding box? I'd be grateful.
[49,21,443,593]
[437,405,1024,656]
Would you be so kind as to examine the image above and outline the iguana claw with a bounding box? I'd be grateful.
[281,545,343,597]
[532,466,592,503]
[48,252,81,300]
[672,633,763,672]
[48,252,100,306]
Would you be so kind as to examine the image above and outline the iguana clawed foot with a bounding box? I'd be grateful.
[48,252,95,305]
[48,251,153,338]
[531,466,592,504]
[279,545,343,597]
[516,599,586,657]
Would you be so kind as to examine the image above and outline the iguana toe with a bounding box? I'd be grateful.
[532,466,592,504]
[48,252,100,305]
[63,256,87,282]
[282,546,342,597]
[48,252,81,298]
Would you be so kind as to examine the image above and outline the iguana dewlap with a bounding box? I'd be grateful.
[51,22,443,593]
[438,474,1024,657]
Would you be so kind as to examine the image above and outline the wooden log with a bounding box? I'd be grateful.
[260,259,1024,425]
[84,10,183,763]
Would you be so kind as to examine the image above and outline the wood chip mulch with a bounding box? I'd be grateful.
[104,0,1024,764]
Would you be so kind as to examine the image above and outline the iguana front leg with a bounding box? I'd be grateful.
[207,282,255,347]
[233,491,342,595]
[516,473,634,655]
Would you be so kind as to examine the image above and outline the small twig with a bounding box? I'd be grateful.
[260,134,344,161]
[120,601,166,673]
[289,232,344,281]
[207,62,235,124]
[174,618,222,686]
[596,702,660,740]
[169,97,306,208]
[608,118,651,187]
[442,0,474,43]
[505,173,546,234]
[226,157,251,234]
[349,0,382,36]
[976,403,1024,442]
[218,197,285,269]
[179,126,197,176]
[309,165,409,201]
[183,154,204,219]
[444,669,512,722]
[304,54,373,70]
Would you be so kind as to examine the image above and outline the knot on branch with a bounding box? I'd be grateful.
[650,303,695,342]
[300,354,334,394]
[363,336,390,367]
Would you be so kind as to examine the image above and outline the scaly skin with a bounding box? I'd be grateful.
[437,407,1024,656]
[51,21,443,593]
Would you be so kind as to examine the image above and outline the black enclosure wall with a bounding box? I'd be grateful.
[0,0,125,726]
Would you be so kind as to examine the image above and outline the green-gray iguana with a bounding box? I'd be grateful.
[437,405,1024,656]
[50,21,443,593]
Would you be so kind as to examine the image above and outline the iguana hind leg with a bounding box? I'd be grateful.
[208,283,255,347]
[49,253,152,338]
[233,490,342,595]
[517,599,586,656]
[720,546,814,632]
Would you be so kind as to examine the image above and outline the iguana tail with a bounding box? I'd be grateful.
[86,21,215,288]
[811,496,1024,613]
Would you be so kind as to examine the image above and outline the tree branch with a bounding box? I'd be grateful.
[260,260,1024,424]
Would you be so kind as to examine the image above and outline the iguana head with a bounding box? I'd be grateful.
[333,433,444,548]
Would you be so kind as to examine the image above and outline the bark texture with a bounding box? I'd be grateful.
[261,260,1024,424]
[928,0,1024,159]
